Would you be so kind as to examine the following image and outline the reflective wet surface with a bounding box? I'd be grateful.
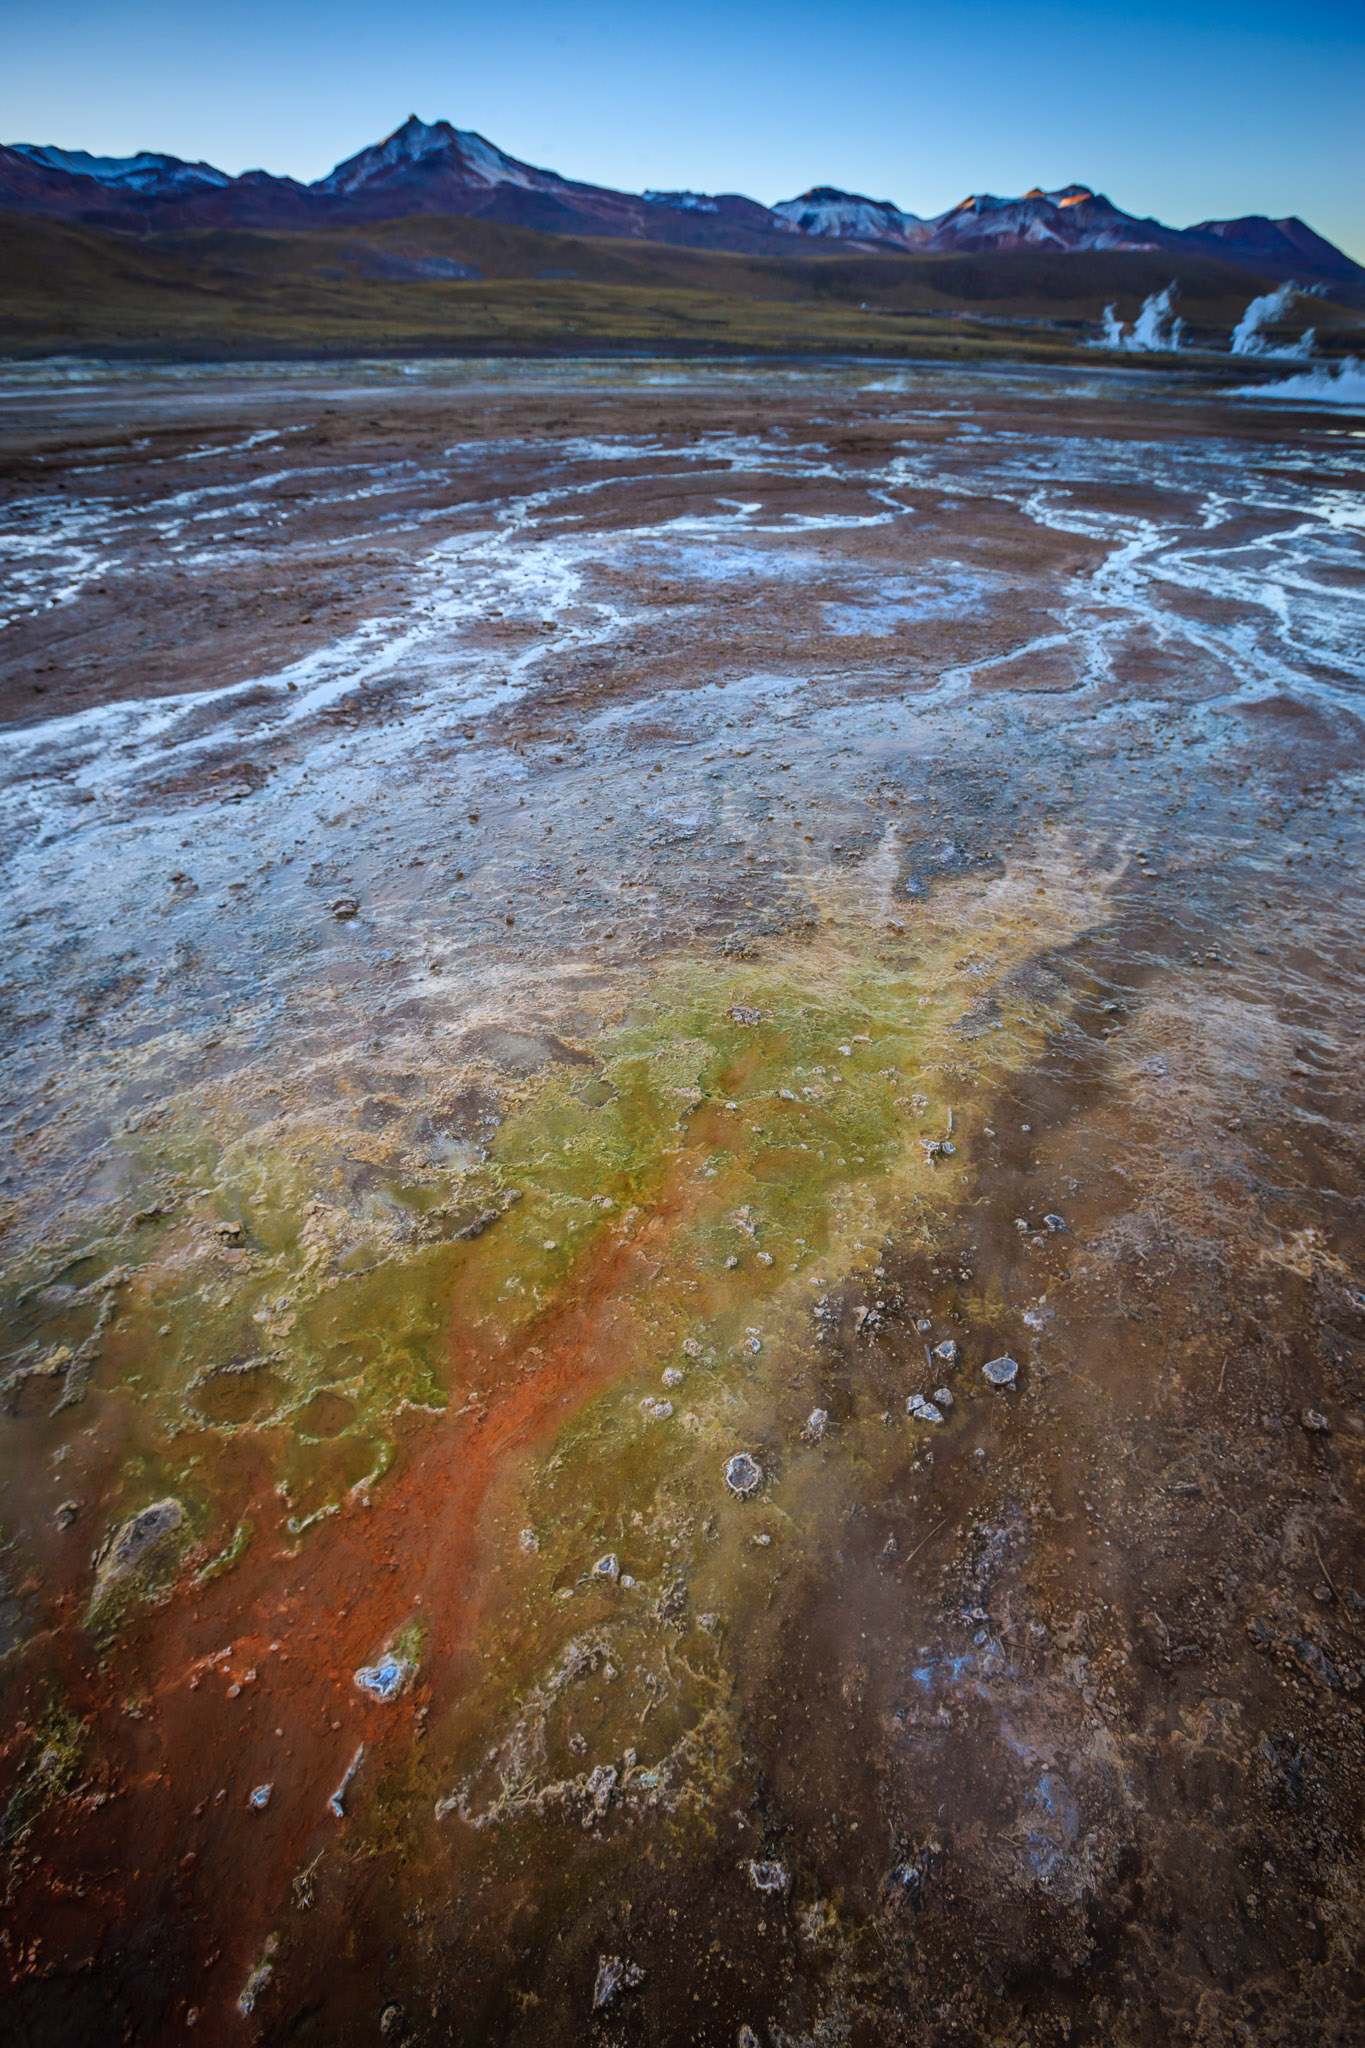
[1,358,1363,2046]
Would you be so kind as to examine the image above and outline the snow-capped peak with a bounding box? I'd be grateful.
[771,186,925,248]
[925,186,1158,253]
[12,143,230,193]
[315,116,552,196]
[367,116,455,167]
[1021,184,1097,208]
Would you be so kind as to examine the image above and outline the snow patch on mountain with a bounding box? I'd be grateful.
[771,187,924,247]
[643,191,719,214]
[12,144,230,193]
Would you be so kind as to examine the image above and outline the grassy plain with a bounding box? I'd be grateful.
[2,207,1358,360]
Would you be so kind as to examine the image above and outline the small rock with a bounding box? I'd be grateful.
[1300,1408,1331,1434]
[353,1655,413,1701]
[248,1783,272,1810]
[1043,1213,1067,1232]
[682,1338,702,1358]
[738,2029,761,2048]
[592,1954,644,2011]
[754,1532,771,1548]
[96,1497,185,1590]
[907,1394,944,1423]
[593,1553,620,1580]
[804,1407,829,1440]
[749,1859,790,1892]
[328,1743,365,1818]
[983,1355,1019,1387]
[725,1452,763,1497]
[743,1331,762,1355]
[729,1004,762,1026]
[933,1388,954,1408]
[1292,1637,1342,1690]
[237,1963,273,2017]
[55,1499,80,1529]
[725,1254,739,1270]
[329,896,359,921]
[647,1399,673,1421]
[663,1367,684,1387]
[933,1340,958,1364]
[593,1956,623,2011]
[587,1763,618,1816]
[519,1528,539,1554]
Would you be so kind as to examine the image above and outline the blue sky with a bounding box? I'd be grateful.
[6,0,1363,257]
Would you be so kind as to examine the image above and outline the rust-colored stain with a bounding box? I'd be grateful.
[4,1181,695,2040]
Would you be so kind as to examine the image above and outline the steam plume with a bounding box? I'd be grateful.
[1230,283,1316,359]
[1095,284,1184,353]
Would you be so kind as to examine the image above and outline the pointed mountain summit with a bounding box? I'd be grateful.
[771,187,925,248]
[1177,212,1365,290]
[300,114,797,247]
[315,116,552,197]
[921,187,1164,253]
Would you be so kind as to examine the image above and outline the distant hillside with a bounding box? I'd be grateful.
[2,208,1359,363]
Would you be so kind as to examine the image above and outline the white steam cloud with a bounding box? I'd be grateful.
[1230,283,1316,359]
[1230,357,1365,406]
[1095,284,1185,353]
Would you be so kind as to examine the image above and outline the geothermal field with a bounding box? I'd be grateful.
[1,355,1363,2046]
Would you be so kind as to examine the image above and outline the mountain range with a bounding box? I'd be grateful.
[3,116,1361,295]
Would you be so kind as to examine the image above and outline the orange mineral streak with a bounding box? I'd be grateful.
[5,1189,686,2039]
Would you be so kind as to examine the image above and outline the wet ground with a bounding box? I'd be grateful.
[0,355,1363,2048]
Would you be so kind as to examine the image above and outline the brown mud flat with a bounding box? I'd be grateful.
[0,358,1364,2047]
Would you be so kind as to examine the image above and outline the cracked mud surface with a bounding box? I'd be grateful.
[1,356,1363,2047]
